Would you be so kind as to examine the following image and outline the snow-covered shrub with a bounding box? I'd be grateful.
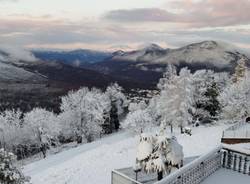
[122,109,154,133]
[136,131,183,181]
[0,149,28,184]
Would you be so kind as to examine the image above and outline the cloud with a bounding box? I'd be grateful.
[0,0,18,2]
[0,45,38,62]
[105,0,250,28]
[1,4,250,51]
[104,8,175,22]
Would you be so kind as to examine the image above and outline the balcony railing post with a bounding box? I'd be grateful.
[227,151,232,169]
[233,154,237,171]
[238,156,242,173]
[243,157,248,174]
[222,151,227,168]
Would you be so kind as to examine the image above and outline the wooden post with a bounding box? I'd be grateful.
[238,156,242,173]
[243,157,248,174]
[233,154,237,171]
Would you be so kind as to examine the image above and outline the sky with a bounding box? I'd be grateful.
[1,0,250,51]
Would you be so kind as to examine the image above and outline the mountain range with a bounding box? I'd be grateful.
[89,41,250,85]
[0,40,249,112]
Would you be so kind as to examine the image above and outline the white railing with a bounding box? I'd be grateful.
[112,170,143,184]
[222,121,250,138]
[222,145,250,174]
[156,146,222,184]
[112,145,250,184]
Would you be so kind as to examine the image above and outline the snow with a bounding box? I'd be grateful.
[23,124,228,184]
[167,138,184,166]
[223,143,250,155]
[136,134,153,161]
[201,168,250,184]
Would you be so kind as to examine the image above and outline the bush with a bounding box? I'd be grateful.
[0,149,29,184]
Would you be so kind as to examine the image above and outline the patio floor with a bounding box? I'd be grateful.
[202,169,250,184]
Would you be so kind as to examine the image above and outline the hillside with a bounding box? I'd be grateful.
[33,49,111,67]
[0,50,135,112]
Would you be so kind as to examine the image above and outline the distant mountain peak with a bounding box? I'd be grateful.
[112,50,125,56]
[184,40,219,50]
[142,43,164,52]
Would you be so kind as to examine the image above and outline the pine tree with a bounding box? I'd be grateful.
[204,81,220,117]
[232,59,247,83]
[110,101,120,132]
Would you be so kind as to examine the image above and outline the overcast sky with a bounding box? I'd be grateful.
[1,0,250,50]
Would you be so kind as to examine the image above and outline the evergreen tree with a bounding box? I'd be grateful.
[232,59,247,83]
[204,81,220,117]
[110,101,120,132]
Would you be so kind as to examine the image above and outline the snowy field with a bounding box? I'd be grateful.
[23,124,228,184]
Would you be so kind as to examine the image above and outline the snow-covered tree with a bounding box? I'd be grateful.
[0,149,27,184]
[136,131,183,181]
[145,133,169,180]
[192,70,222,119]
[153,68,195,133]
[105,83,128,116]
[128,101,147,113]
[219,71,250,120]
[136,133,154,171]
[60,87,109,143]
[232,58,247,83]
[157,64,177,91]
[23,108,60,157]
[0,110,22,150]
[104,83,128,132]
[122,109,153,133]
[24,108,59,142]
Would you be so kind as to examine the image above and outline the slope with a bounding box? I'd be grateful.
[23,124,228,184]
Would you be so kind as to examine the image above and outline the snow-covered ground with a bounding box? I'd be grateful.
[202,169,250,184]
[23,124,228,184]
